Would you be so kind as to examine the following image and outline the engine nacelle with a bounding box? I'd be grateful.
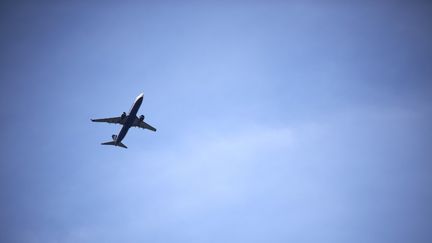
[121,112,126,119]
[139,115,145,121]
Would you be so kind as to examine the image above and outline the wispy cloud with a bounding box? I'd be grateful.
[128,124,297,210]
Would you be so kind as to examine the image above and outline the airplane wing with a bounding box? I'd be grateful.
[91,116,126,125]
[132,117,157,131]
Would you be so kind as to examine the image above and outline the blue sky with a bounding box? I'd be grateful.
[1,1,431,243]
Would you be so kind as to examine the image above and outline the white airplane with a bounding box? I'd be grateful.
[91,93,156,148]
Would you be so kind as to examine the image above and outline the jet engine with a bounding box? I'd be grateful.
[121,112,126,119]
[139,115,145,121]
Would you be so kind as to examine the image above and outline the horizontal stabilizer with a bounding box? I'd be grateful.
[101,140,127,149]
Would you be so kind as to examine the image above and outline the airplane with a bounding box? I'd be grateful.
[91,93,156,148]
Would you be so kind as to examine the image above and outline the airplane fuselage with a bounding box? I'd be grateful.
[115,93,143,145]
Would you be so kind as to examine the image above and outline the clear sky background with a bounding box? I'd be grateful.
[1,1,431,243]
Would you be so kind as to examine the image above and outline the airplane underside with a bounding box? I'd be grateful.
[91,93,156,148]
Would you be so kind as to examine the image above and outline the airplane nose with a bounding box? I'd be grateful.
[135,93,144,101]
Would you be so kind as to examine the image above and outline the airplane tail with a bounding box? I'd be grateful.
[101,141,128,149]
[101,135,127,148]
